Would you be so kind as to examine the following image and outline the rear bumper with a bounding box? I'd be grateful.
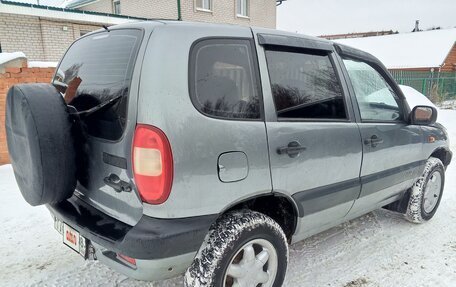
[46,196,217,279]
[91,241,196,281]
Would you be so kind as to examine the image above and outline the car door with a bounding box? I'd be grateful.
[339,56,425,216]
[254,33,363,241]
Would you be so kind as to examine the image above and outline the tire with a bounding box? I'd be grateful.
[5,83,77,206]
[184,210,288,287]
[405,157,445,223]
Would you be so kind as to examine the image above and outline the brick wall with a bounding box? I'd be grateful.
[0,64,55,165]
[183,0,276,28]
[442,43,456,72]
[0,13,102,62]
[79,0,276,28]
[81,0,179,19]
[79,0,114,14]
[121,0,178,19]
[0,14,45,61]
[180,0,276,28]
[39,19,101,62]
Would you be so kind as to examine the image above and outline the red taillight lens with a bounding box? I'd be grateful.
[132,125,173,204]
[117,253,136,266]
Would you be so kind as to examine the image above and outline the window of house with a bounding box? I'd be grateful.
[237,0,249,17]
[265,48,347,120]
[343,59,402,122]
[196,0,212,11]
[113,0,121,15]
[190,39,261,120]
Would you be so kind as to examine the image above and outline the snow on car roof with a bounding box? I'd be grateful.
[335,28,456,69]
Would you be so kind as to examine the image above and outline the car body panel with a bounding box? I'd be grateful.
[137,23,272,218]
[58,24,162,226]
[252,28,363,237]
[43,21,452,281]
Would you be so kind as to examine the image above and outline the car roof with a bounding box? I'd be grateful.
[100,20,379,65]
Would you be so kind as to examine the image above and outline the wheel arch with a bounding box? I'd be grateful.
[430,147,452,167]
[218,192,299,242]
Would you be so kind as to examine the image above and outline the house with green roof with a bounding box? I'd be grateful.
[0,0,145,61]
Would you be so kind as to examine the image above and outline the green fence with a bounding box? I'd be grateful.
[389,70,456,102]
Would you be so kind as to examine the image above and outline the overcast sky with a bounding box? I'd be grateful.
[277,0,456,36]
[17,0,456,36]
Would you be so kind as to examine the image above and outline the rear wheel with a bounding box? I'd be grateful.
[184,210,288,287]
[406,157,445,223]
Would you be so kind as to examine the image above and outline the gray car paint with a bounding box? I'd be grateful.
[54,21,451,279]
[252,27,361,240]
[336,53,428,217]
[137,23,272,218]
[60,23,162,226]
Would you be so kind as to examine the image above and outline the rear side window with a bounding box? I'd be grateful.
[53,29,142,140]
[265,48,346,120]
[190,39,261,120]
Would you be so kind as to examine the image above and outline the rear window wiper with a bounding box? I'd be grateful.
[68,94,123,118]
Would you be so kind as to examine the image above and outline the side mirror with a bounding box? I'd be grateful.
[410,105,437,125]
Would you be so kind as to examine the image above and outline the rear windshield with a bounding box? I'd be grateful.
[53,29,142,140]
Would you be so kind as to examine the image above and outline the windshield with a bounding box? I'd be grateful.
[53,29,142,140]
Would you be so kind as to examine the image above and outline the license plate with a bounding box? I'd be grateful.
[61,222,87,258]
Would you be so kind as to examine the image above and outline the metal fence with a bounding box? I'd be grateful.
[389,70,456,102]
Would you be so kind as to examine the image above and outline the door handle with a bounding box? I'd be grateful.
[364,135,384,148]
[277,141,306,158]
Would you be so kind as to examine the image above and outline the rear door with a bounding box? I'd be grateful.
[53,28,148,225]
[254,33,363,237]
[339,56,424,216]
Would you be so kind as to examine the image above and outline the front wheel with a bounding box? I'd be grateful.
[184,210,288,287]
[406,157,445,223]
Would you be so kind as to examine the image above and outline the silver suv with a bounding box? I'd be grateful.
[5,21,452,287]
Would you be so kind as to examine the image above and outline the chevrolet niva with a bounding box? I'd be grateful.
[6,21,452,287]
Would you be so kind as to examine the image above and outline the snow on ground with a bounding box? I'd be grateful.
[1,111,456,287]
[440,100,456,110]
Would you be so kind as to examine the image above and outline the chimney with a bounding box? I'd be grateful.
[414,20,420,32]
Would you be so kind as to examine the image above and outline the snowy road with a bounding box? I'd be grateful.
[1,110,455,287]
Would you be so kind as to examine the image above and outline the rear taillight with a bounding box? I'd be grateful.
[117,253,136,266]
[133,125,173,204]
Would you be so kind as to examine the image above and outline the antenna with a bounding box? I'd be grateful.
[102,25,110,32]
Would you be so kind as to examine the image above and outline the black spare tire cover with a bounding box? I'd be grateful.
[5,83,77,206]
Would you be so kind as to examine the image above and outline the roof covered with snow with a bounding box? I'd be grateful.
[335,28,456,69]
[0,52,26,66]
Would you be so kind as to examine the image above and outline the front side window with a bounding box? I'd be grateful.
[343,59,402,122]
[237,0,249,17]
[53,29,142,140]
[265,48,346,120]
[113,0,121,14]
[196,0,212,11]
[190,39,261,120]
